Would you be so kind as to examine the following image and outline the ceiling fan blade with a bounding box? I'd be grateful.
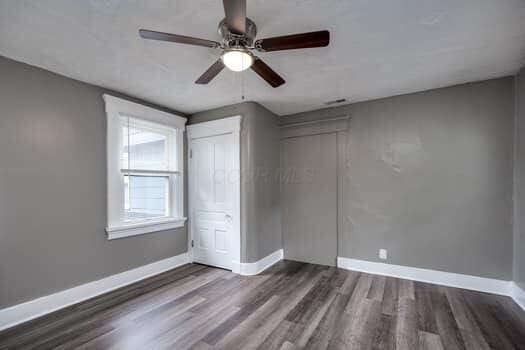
[195,59,225,84]
[139,29,220,48]
[255,30,330,52]
[251,58,285,88]
[223,0,246,35]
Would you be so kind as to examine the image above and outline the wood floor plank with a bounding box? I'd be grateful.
[216,265,326,350]
[214,295,283,350]
[430,290,466,350]
[1,261,524,350]
[464,291,518,349]
[188,272,272,315]
[418,331,444,350]
[381,277,399,316]
[368,275,387,301]
[486,296,525,349]
[399,278,415,300]
[259,268,340,349]
[445,288,491,350]
[152,303,240,349]
[293,290,338,348]
[344,272,373,314]
[338,269,361,296]
[257,320,295,350]
[396,296,418,350]
[304,292,351,350]
[78,295,204,349]
[189,341,214,350]
[415,282,439,334]
[331,298,382,349]
[279,340,298,350]
[372,314,396,350]
[285,267,337,325]
[302,269,361,350]
[200,262,313,346]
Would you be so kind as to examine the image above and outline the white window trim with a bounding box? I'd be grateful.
[103,94,187,240]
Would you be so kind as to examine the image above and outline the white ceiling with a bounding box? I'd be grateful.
[1,0,525,116]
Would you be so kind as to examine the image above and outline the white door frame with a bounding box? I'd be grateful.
[187,116,242,273]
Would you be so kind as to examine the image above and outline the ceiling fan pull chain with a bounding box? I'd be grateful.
[241,55,246,101]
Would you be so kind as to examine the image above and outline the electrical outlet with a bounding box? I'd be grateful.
[379,249,387,260]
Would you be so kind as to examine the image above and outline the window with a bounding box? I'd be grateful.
[103,95,186,239]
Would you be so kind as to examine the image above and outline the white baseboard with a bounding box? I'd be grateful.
[511,282,525,311]
[231,260,241,274]
[337,256,511,296]
[237,249,284,276]
[0,252,190,331]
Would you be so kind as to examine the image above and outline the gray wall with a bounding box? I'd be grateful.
[0,57,188,308]
[515,68,525,289]
[282,78,515,280]
[190,102,282,263]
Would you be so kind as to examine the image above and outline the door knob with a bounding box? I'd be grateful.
[225,214,233,222]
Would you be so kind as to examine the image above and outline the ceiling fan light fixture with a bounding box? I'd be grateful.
[221,50,253,72]
[139,0,330,86]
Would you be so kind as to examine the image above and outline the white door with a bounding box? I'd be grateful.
[188,117,241,271]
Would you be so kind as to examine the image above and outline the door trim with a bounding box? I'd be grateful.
[279,115,350,266]
[187,116,242,272]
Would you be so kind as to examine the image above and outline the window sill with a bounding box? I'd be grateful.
[106,218,187,240]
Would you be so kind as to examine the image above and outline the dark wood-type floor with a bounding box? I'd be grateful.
[1,261,525,350]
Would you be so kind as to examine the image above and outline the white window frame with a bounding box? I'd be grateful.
[103,94,187,240]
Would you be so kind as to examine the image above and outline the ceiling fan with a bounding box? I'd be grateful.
[139,0,330,88]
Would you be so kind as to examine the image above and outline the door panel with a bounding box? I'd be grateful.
[191,134,234,270]
[281,133,338,266]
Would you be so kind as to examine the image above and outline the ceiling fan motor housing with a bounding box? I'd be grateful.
[218,17,257,48]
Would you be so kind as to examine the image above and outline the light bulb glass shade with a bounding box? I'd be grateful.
[221,50,253,72]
